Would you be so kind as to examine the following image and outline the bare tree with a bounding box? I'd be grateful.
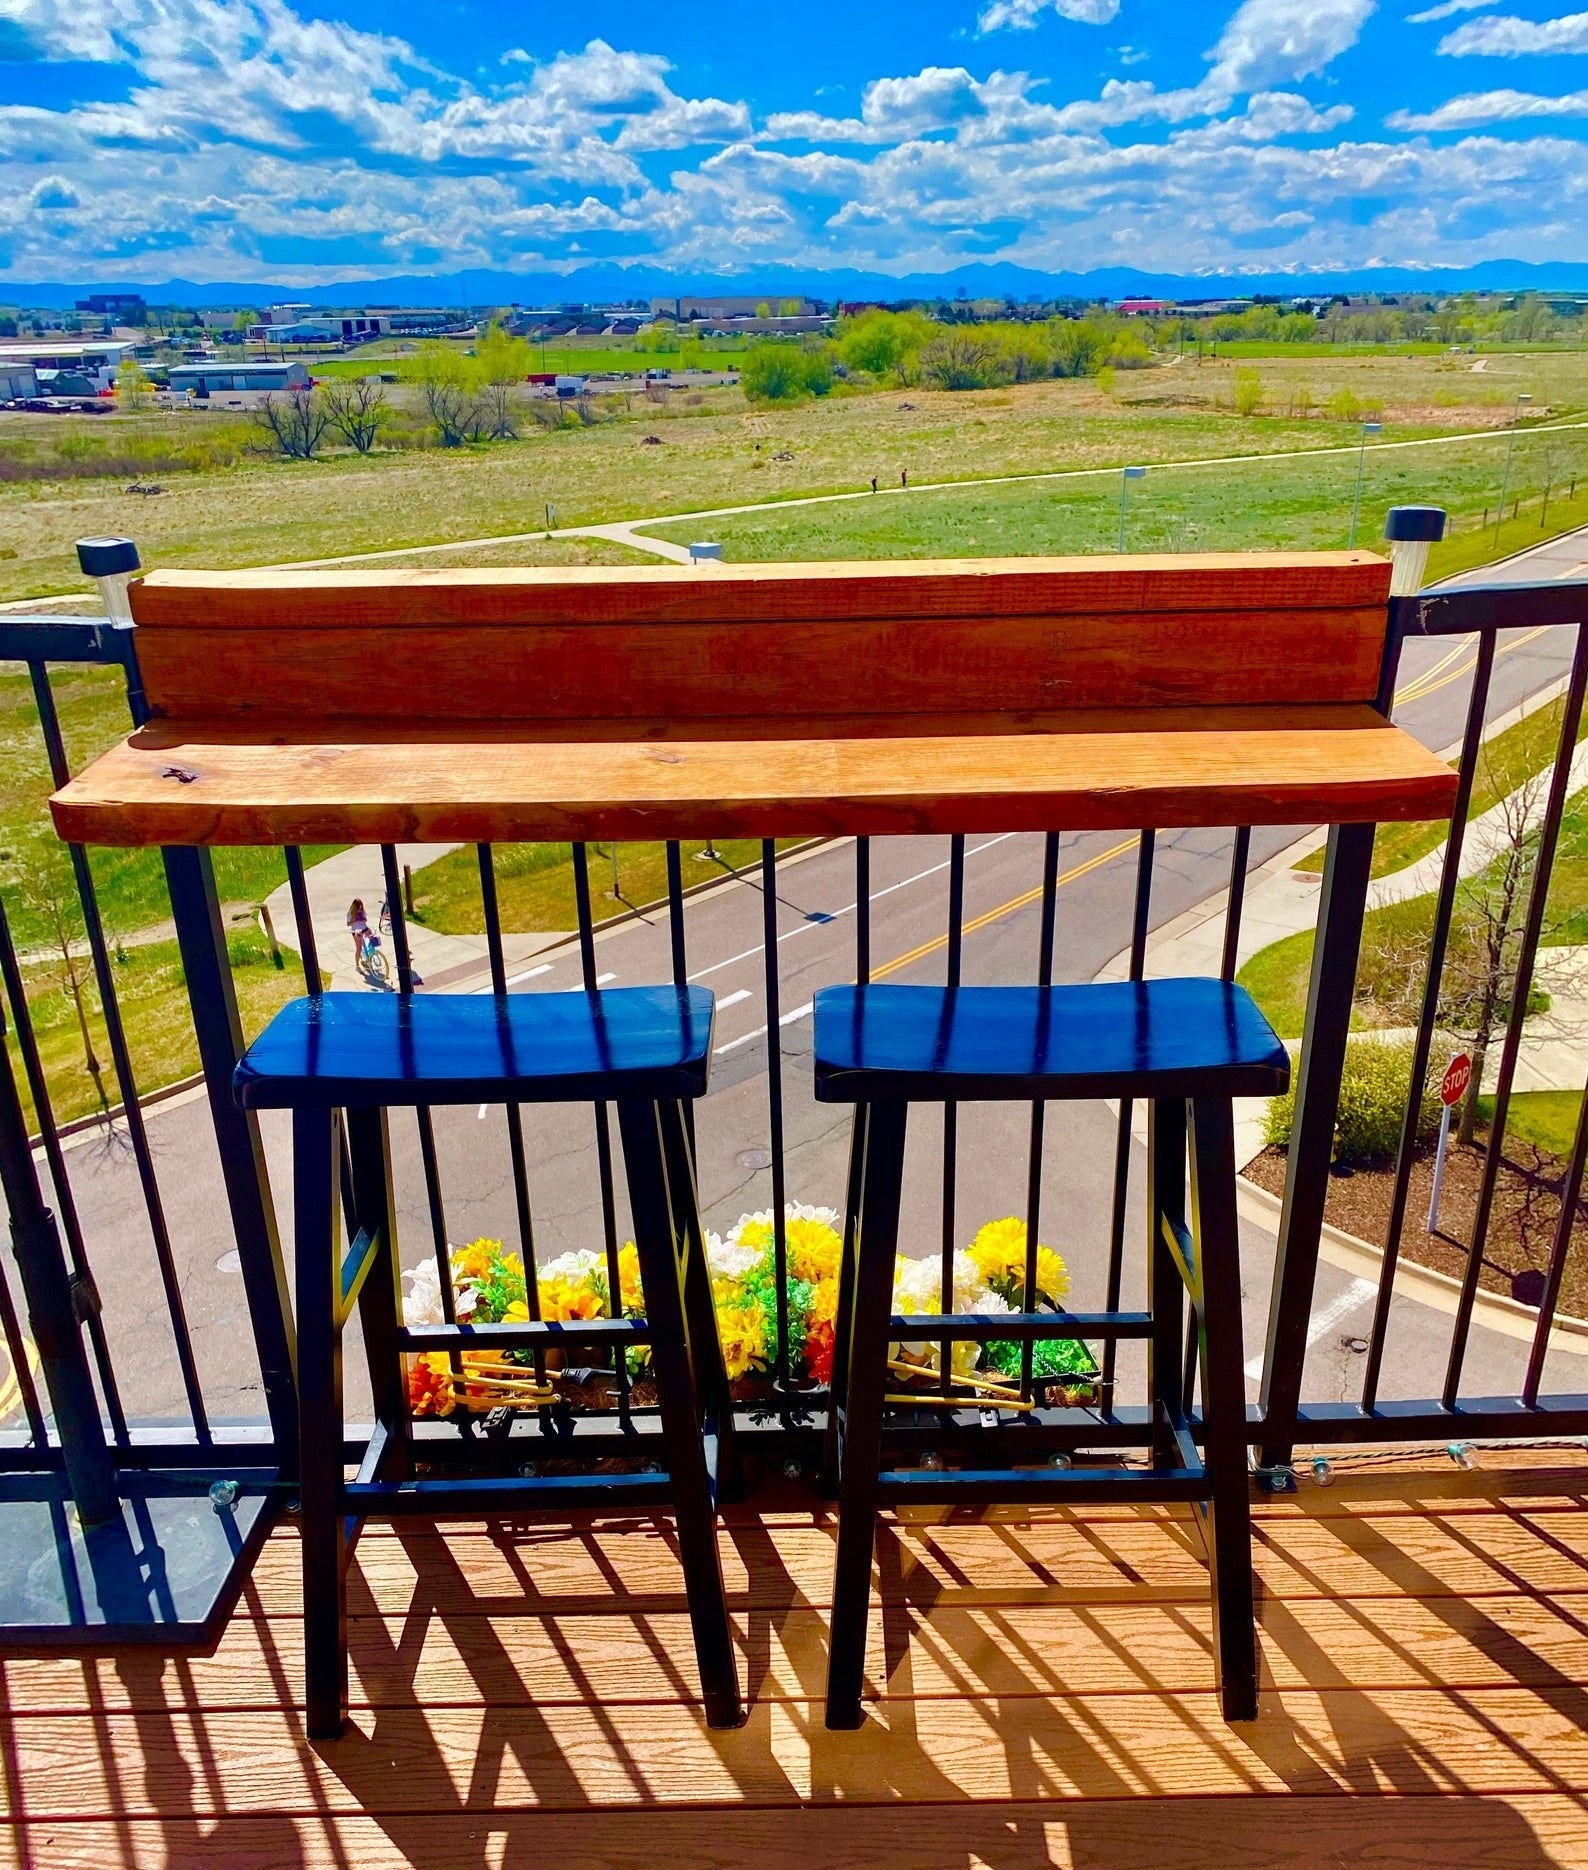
[12,846,112,1121]
[253,383,331,459]
[321,376,390,454]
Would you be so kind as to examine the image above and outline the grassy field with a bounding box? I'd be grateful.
[4,925,311,1131]
[412,838,803,935]
[5,349,1585,599]
[315,338,750,380]
[1477,1088,1584,1157]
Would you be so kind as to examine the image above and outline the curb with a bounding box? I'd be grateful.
[1235,1174,1588,1351]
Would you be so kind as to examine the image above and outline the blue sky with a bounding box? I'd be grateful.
[2,0,1587,284]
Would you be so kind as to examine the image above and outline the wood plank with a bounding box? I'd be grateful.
[51,706,1458,848]
[6,1686,1588,1817]
[131,608,1391,722]
[5,1594,1584,1716]
[5,1796,1586,1870]
[226,1507,1588,1618]
[128,555,1394,628]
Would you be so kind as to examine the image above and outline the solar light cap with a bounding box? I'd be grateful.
[76,537,141,578]
[1384,505,1447,544]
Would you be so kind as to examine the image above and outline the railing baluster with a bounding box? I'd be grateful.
[0,899,127,1442]
[380,845,453,1328]
[761,840,790,1393]
[1021,831,1061,1397]
[1444,625,1588,1407]
[1220,827,1253,982]
[1101,831,1155,1409]
[940,835,966,1396]
[1523,1058,1588,1406]
[573,843,628,1413]
[283,847,321,989]
[855,838,871,985]
[28,663,210,1442]
[1361,636,1495,1414]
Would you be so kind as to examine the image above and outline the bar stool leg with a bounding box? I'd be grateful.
[1189,1098,1259,1722]
[616,1098,743,1730]
[826,1100,908,1731]
[820,1102,869,1497]
[344,1107,407,1481]
[1146,1098,1188,1470]
[294,1106,348,1741]
[659,1098,742,1502]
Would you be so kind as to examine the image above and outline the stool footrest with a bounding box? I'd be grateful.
[878,1464,1209,1507]
[399,1319,652,1353]
[344,1472,672,1514]
[891,1310,1151,1342]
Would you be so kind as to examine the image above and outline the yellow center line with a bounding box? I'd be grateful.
[1393,638,1467,705]
[1395,625,1549,708]
[870,836,1142,982]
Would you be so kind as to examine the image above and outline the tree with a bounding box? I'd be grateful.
[919,331,1002,390]
[474,322,532,440]
[11,844,111,1122]
[321,376,391,454]
[114,358,152,413]
[740,341,825,403]
[414,341,484,446]
[834,309,932,382]
[253,383,331,459]
[1233,369,1264,417]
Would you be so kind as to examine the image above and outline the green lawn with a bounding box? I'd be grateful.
[1477,1088,1585,1158]
[639,425,1588,562]
[412,838,804,935]
[5,925,313,1131]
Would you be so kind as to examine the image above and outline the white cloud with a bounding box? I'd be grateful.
[1408,0,1496,22]
[978,0,1120,31]
[1390,84,1588,125]
[1204,0,1378,96]
[1439,10,1588,54]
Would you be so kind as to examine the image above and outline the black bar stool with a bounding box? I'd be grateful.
[233,985,743,1737]
[814,977,1290,1729]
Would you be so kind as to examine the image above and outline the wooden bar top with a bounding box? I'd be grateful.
[51,705,1459,846]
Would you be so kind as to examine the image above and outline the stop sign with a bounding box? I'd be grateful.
[1440,1054,1472,1107]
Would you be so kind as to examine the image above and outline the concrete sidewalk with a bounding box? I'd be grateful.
[262,844,568,992]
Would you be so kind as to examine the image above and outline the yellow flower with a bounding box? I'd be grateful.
[785,1215,842,1286]
[967,1218,1069,1306]
[713,1296,769,1382]
[617,1241,645,1314]
[452,1237,503,1284]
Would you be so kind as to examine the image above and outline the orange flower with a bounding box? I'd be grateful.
[406,1352,456,1418]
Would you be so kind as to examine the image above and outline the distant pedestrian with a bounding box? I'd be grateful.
[901,468,908,488]
[871,476,877,493]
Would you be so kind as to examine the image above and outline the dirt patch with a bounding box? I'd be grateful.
[1244,1135,1588,1325]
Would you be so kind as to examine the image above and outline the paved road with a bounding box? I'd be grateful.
[25,528,1588,1435]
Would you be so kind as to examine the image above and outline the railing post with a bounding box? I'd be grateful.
[0,996,117,1522]
[163,845,299,1468]
[1257,821,1375,1471]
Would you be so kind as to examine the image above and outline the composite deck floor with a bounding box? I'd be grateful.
[2,1455,1587,1866]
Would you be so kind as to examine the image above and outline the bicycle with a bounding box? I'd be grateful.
[356,928,391,985]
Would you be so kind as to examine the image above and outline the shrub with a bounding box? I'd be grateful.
[1233,369,1264,417]
[1262,1035,1441,1168]
[741,340,829,403]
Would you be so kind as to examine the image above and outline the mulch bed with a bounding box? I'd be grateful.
[1244,1134,1588,1326]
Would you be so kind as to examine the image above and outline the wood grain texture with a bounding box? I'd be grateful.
[3,1471,1588,1856]
[51,705,1458,847]
[4,1798,1584,1870]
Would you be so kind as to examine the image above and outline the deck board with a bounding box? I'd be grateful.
[3,1461,1588,1865]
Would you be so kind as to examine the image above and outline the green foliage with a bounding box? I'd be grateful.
[1262,1036,1441,1167]
[740,340,831,403]
[834,308,935,380]
[1233,369,1264,416]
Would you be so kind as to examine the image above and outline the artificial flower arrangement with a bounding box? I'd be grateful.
[403,1205,1098,1418]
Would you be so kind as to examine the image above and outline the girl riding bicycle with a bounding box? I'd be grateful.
[347,898,375,971]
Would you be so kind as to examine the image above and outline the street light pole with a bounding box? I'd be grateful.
[1347,420,1383,548]
[1118,464,1147,553]
[1494,392,1534,545]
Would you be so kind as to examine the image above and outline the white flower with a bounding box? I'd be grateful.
[708,1238,763,1280]
[537,1248,605,1285]
[401,1258,446,1326]
[891,1251,1008,1375]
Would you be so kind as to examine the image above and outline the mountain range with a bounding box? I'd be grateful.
[7,259,1588,311]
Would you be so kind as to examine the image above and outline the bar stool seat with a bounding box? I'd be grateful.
[235,986,742,1738]
[814,978,1288,1731]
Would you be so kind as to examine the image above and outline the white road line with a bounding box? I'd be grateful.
[1245,1276,1377,1381]
[686,833,1018,983]
[714,1000,814,1056]
[473,961,553,995]
[596,971,617,985]
[477,1104,488,1120]
[717,988,752,1010]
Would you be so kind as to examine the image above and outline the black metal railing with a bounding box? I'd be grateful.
[3,562,1588,1534]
